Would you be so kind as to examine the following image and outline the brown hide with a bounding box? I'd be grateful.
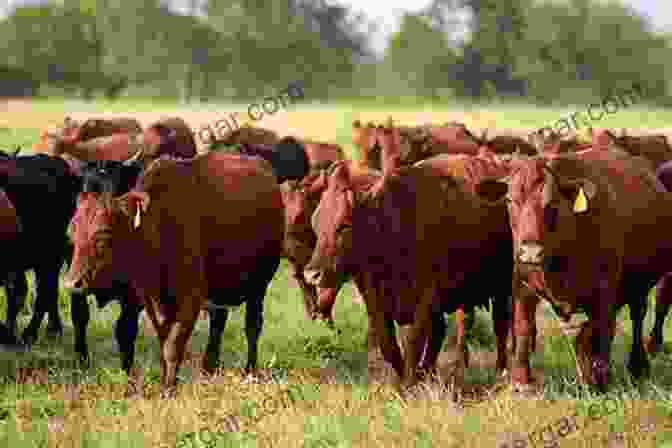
[210,126,279,146]
[64,152,284,390]
[143,116,197,160]
[305,161,512,389]
[34,117,142,153]
[300,140,346,169]
[591,128,672,169]
[481,152,672,388]
[281,169,343,322]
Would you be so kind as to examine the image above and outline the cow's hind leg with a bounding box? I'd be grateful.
[648,273,672,354]
[22,265,62,344]
[202,307,229,373]
[5,271,28,338]
[243,256,280,373]
[417,311,446,376]
[70,291,90,365]
[627,296,650,379]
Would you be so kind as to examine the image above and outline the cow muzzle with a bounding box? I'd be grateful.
[63,273,87,294]
[517,241,544,265]
[304,267,342,289]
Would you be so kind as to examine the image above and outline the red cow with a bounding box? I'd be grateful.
[304,159,513,394]
[63,152,284,395]
[475,152,672,390]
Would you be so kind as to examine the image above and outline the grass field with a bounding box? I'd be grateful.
[0,99,671,447]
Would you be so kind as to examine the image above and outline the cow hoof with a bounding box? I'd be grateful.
[644,337,661,355]
[510,381,537,395]
[160,386,178,399]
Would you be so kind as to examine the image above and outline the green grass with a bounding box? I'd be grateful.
[0,99,670,446]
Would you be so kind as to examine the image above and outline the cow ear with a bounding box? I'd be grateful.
[475,179,509,203]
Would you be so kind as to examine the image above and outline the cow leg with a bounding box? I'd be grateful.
[5,271,28,338]
[115,301,143,374]
[417,311,446,374]
[627,297,650,380]
[648,273,672,353]
[401,288,436,390]
[510,293,535,387]
[492,296,512,378]
[588,303,616,391]
[22,266,62,344]
[244,296,263,373]
[291,262,318,319]
[202,308,229,374]
[70,291,90,365]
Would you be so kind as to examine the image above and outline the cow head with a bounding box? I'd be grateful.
[304,162,363,288]
[64,187,149,292]
[475,157,597,276]
[281,170,328,264]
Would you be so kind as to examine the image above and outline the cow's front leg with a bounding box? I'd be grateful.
[510,291,535,390]
[161,299,200,397]
[402,287,435,390]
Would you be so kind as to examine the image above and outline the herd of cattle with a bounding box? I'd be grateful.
[0,114,671,398]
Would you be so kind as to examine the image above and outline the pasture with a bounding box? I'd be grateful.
[0,98,671,447]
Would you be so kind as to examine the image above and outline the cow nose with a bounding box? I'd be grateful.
[303,268,323,286]
[63,276,85,292]
[518,241,544,264]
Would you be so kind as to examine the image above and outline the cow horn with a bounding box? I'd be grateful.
[13,146,20,156]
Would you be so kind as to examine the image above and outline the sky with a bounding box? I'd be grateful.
[1,0,670,54]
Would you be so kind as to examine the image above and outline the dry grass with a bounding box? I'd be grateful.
[0,99,671,447]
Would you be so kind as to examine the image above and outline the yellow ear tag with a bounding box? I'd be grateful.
[573,187,588,213]
[133,206,141,229]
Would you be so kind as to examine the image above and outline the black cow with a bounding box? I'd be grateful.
[0,153,139,369]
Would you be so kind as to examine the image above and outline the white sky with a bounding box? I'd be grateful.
[1,0,670,54]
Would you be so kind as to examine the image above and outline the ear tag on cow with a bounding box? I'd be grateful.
[573,187,588,213]
[133,206,141,229]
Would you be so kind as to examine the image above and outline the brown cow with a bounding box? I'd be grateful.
[281,169,343,324]
[62,152,285,395]
[48,116,196,168]
[590,128,672,169]
[475,152,672,390]
[303,160,513,394]
[34,117,142,153]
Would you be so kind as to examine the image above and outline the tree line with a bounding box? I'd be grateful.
[0,0,670,107]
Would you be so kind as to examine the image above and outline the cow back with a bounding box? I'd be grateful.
[132,152,284,296]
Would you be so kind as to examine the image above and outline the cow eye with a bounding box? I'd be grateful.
[337,223,352,234]
[544,206,558,232]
